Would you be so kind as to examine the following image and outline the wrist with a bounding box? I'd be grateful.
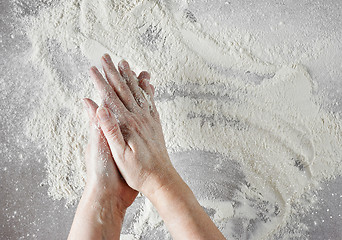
[82,184,127,221]
[146,168,195,208]
[141,165,180,199]
[69,184,126,240]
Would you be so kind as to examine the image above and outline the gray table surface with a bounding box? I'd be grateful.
[1,0,341,239]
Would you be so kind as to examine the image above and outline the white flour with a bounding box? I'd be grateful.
[23,0,342,239]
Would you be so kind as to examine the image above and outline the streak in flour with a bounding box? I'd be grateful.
[23,0,342,239]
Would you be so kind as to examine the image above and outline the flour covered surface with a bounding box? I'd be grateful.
[21,0,342,239]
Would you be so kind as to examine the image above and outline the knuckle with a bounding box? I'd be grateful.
[104,89,113,99]
[106,123,120,140]
[128,114,145,132]
[117,81,128,92]
[125,97,133,106]
[125,115,138,130]
[139,113,149,125]
[107,67,115,76]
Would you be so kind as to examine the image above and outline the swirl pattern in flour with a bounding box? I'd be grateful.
[24,0,342,239]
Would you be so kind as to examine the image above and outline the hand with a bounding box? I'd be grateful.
[68,96,139,240]
[88,54,177,198]
[88,55,226,240]
[82,98,138,213]
[70,55,225,240]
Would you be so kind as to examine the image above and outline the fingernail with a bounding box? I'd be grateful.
[119,59,129,69]
[90,66,98,73]
[103,53,111,63]
[97,107,110,121]
[143,79,149,87]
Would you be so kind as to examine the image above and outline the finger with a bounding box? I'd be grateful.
[89,66,126,114]
[132,71,137,77]
[150,83,155,96]
[83,99,118,179]
[83,98,100,171]
[83,98,101,145]
[136,78,153,111]
[83,98,99,122]
[137,71,150,81]
[101,54,138,111]
[138,79,153,97]
[83,98,100,142]
[138,79,158,117]
[90,119,117,175]
[138,71,154,96]
[96,106,127,160]
[118,60,146,109]
[84,143,91,165]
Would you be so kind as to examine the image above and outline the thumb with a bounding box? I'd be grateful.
[83,98,99,125]
[96,106,126,158]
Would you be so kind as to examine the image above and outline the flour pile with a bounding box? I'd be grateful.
[23,0,342,239]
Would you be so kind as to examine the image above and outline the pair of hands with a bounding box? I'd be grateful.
[69,54,226,240]
[83,54,174,214]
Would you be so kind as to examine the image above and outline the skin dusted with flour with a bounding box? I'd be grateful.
[68,55,226,240]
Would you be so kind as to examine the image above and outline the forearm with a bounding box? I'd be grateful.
[68,186,125,240]
[147,170,226,240]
